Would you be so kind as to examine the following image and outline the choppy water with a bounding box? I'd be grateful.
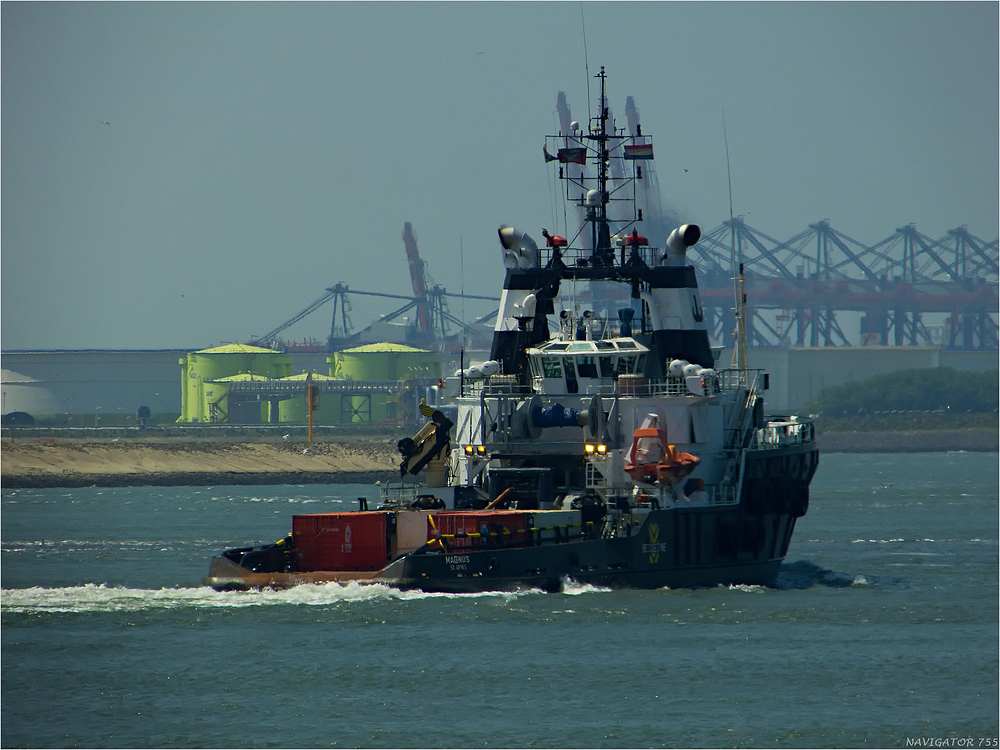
[2,453,998,748]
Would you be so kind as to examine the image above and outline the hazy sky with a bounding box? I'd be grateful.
[3,2,997,351]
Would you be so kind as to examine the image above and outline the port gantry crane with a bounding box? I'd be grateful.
[253,91,997,355]
[249,224,499,353]
[690,219,998,351]
[251,217,997,354]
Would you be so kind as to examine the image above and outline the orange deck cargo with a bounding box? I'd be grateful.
[430,511,531,550]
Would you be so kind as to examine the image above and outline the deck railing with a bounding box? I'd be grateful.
[753,418,816,449]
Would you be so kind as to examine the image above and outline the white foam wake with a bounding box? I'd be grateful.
[560,577,612,596]
[1,581,545,613]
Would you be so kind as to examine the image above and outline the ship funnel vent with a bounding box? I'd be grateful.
[498,226,540,269]
[662,224,701,266]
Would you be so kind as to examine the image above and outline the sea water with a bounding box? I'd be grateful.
[2,453,997,749]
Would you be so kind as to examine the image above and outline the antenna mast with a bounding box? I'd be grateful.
[724,113,749,375]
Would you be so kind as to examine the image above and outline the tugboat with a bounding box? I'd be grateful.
[205,68,818,593]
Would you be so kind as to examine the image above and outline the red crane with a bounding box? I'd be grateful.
[402,222,432,335]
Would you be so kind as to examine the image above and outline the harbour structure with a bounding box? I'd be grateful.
[1,349,185,425]
[178,341,442,425]
[330,343,442,423]
[692,219,998,351]
[2,101,995,428]
[4,343,994,427]
[178,344,293,423]
[243,90,997,359]
[249,223,498,356]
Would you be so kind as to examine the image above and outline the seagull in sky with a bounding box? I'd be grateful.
[102,121,111,126]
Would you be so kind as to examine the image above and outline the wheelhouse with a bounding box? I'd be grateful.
[526,337,650,394]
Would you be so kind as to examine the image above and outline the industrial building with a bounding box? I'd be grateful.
[1,349,184,425]
[175,341,441,425]
[3,343,995,426]
[178,344,294,423]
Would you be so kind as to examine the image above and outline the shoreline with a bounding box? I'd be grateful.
[1,439,401,489]
[2,430,996,489]
[0,470,398,489]
[818,429,997,454]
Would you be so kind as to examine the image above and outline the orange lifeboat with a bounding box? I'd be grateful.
[624,427,700,486]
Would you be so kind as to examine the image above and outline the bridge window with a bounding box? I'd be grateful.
[614,355,645,375]
[541,357,563,378]
[576,356,598,378]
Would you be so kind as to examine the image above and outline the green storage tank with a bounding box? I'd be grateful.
[330,343,441,381]
[203,372,272,424]
[276,373,341,424]
[342,394,386,423]
[330,343,440,423]
[179,344,292,423]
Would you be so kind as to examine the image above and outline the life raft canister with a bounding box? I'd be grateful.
[624,229,648,246]
[542,228,568,247]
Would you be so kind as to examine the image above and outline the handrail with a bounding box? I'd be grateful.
[753,418,817,449]
[225,378,423,395]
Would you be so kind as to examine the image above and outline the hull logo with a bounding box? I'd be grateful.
[691,295,704,322]
[647,523,660,563]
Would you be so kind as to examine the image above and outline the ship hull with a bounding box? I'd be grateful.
[205,502,802,594]
[383,505,797,593]
[204,554,388,591]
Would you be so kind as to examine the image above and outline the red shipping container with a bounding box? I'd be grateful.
[292,512,388,571]
[429,511,531,550]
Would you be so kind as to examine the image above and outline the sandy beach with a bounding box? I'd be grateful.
[1,438,401,488]
[2,429,996,488]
